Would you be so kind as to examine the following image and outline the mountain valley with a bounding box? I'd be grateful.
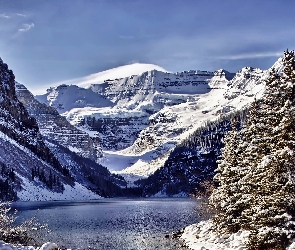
[0,55,284,200]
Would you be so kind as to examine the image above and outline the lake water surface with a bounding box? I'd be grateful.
[12,198,199,250]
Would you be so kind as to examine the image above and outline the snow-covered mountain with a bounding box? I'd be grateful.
[37,69,230,153]
[35,58,282,188]
[0,57,125,201]
[108,67,268,179]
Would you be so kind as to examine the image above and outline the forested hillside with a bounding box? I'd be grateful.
[136,108,248,196]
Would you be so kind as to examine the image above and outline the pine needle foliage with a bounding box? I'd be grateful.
[209,50,295,249]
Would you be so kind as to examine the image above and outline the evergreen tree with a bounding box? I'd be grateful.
[209,118,252,233]
[210,50,295,249]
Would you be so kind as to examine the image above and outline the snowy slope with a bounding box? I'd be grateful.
[36,84,113,113]
[0,130,100,201]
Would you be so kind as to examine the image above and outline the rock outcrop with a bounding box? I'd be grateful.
[16,83,102,162]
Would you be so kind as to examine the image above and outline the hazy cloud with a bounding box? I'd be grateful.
[119,35,135,39]
[18,23,35,32]
[0,13,10,18]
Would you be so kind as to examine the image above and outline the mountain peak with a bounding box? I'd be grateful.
[214,69,235,81]
[78,63,168,88]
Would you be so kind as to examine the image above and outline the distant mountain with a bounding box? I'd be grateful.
[34,57,283,195]
[36,84,113,113]
[37,69,226,152]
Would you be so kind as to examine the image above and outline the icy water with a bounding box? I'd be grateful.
[12,198,199,250]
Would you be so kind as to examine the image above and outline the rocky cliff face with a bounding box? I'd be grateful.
[0,58,66,175]
[81,115,149,150]
[90,69,218,109]
[15,83,103,162]
[0,57,76,199]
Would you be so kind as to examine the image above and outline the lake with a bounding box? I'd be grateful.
[12,198,199,250]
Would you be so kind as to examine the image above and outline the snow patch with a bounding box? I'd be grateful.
[18,176,101,201]
[181,219,295,250]
[0,241,58,250]
[181,220,249,250]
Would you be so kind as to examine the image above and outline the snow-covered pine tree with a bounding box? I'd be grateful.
[209,118,248,233]
[244,50,295,249]
[209,100,263,234]
[210,50,295,249]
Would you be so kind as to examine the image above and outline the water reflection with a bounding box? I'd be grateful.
[13,198,198,250]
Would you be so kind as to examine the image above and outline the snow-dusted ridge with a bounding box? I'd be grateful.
[0,241,59,250]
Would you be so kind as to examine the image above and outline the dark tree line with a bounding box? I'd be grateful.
[31,167,64,191]
[0,162,18,201]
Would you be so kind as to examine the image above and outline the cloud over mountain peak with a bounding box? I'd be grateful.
[50,63,168,91]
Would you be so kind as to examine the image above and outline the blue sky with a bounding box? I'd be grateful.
[0,0,294,93]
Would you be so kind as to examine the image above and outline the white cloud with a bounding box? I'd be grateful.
[218,52,282,60]
[16,13,27,17]
[0,14,10,18]
[18,23,35,32]
[58,63,168,88]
